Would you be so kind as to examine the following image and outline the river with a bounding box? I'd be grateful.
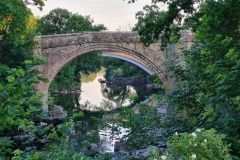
[52,69,158,152]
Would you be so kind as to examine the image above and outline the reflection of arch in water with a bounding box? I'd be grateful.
[102,52,153,75]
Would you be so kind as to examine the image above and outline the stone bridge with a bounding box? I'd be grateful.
[34,31,194,110]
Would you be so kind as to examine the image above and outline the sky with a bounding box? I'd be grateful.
[29,0,158,31]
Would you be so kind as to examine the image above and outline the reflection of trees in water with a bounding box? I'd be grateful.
[80,68,105,83]
[53,93,80,116]
[101,83,132,108]
[100,99,115,111]
[79,99,117,111]
[133,85,150,101]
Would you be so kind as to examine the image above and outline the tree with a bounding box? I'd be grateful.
[0,59,44,159]
[36,8,71,35]
[92,24,108,31]
[23,0,46,10]
[0,0,37,67]
[133,4,178,48]
[133,0,240,156]
[132,0,198,47]
[36,8,107,35]
[0,2,100,159]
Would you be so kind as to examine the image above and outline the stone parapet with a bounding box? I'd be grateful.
[35,31,140,49]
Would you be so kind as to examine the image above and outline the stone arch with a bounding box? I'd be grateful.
[34,31,194,110]
[41,44,161,91]
[102,53,153,75]
[36,44,161,110]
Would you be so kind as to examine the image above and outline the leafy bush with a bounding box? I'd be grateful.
[149,128,233,160]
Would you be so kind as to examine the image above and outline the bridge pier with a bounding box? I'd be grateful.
[35,80,50,112]
[40,91,49,112]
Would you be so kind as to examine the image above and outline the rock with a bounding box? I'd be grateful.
[156,141,165,148]
[132,146,152,158]
[91,143,98,151]
[48,105,68,118]
[158,148,168,154]
[40,122,47,126]
[85,150,99,156]
[12,135,24,140]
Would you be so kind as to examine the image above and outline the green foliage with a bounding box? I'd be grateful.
[2,0,240,159]
[0,137,13,159]
[0,0,37,67]
[133,4,180,48]
[50,61,78,91]
[36,8,107,35]
[167,128,232,160]
[103,57,148,78]
[23,0,46,11]
[165,0,240,157]
[101,85,135,109]
[92,24,108,31]
[133,0,240,157]
[76,52,103,76]
[115,102,164,150]
[148,75,161,84]
[0,2,107,160]
[148,129,233,160]
[0,64,40,131]
[49,51,103,91]
[133,0,197,47]
[0,1,50,159]
[9,108,100,159]
[0,61,43,159]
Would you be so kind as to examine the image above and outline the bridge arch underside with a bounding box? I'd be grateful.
[102,52,153,75]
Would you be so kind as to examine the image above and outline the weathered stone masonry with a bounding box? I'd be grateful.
[34,31,194,110]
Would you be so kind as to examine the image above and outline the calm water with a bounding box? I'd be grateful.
[78,70,134,111]
[52,70,158,152]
